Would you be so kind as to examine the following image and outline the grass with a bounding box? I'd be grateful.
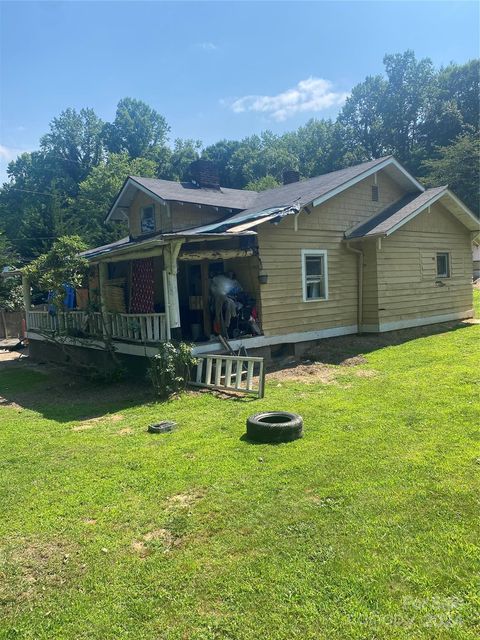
[473,287,480,318]
[0,321,479,639]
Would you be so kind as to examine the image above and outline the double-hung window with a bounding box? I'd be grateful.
[436,252,450,278]
[302,250,328,301]
[141,205,155,233]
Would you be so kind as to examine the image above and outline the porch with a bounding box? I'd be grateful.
[24,234,263,353]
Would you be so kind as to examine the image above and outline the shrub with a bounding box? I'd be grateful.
[148,342,197,398]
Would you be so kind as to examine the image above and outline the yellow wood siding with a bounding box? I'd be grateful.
[257,172,404,336]
[362,240,379,328]
[129,192,224,238]
[376,202,473,324]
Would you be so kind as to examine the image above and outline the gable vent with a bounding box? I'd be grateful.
[371,185,379,202]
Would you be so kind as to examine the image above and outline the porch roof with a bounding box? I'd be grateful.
[80,228,256,262]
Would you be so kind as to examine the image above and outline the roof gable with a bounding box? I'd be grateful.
[346,187,479,239]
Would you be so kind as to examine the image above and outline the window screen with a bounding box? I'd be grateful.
[436,252,450,278]
[141,205,155,233]
[303,251,327,300]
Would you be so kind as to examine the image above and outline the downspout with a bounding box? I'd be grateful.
[345,242,363,332]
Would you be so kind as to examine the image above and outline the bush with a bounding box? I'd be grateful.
[148,342,197,398]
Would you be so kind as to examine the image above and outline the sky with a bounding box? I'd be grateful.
[0,0,479,183]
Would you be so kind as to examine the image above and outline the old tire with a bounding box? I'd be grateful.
[246,412,303,443]
[148,421,176,434]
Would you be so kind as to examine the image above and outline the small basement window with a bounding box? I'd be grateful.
[141,205,155,233]
[436,252,450,278]
[302,250,328,301]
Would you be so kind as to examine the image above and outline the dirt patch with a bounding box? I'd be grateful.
[0,395,22,409]
[72,413,124,432]
[131,528,180,557]
[0,350,24,366]
[268,363,338,384]
[0,538,83,607]
[116,427,133,436]
[83,518,97,526]
[167,489,205,508]
[340,355,368,366]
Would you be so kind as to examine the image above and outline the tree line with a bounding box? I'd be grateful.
[0,50,478,266]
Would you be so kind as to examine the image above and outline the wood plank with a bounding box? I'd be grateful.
[205,358,213,385]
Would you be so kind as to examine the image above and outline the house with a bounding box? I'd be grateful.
[24,156,479,367]
[473,242,480,280]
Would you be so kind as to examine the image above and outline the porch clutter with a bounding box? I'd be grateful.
[209,273,261,339]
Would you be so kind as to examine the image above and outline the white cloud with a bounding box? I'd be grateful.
[0,144,20,163]
[227,77,349,121]
[196,42,218,51]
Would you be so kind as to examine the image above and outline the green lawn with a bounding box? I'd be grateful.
[474,287,480,318]
[1,322,479,639]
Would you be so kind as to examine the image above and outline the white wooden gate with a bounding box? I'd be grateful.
[191,354,265,398]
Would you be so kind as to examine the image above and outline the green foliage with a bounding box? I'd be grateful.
[103,97,170,159]
[68,153,158,246]
[0,235,23,311]
[423,131,480,214]
[245,175,280,191]
[23,236,89,305]
[148,342,197,398]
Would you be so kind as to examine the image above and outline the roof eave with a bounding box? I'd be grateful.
[105,176,168,223]
[312,156,424,209]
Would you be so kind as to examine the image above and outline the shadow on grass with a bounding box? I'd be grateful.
[0,320,474,422]
[0,360,157,423]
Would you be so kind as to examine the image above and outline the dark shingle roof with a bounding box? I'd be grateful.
[130,176,258,210]
[225,157,393,223]
[345,186,447,239]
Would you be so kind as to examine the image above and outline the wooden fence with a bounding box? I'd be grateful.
[190,354,265,398]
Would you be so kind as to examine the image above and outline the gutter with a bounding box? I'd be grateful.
[345,241,364,331]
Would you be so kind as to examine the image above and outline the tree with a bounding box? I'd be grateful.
[40,107,105,188]
[168,139,202,181]
[103,98,170,159]
[421,60,480,152]
[202,139,242,187]
[23,236,89,305]
[337,76,388,161]
[245,175,280,191]
[423,131,480,216]
[68,154,158,247]
[381,51,435,168]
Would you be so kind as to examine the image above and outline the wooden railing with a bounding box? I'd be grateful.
[108,313,168,342]
[190,354,265,397]
[27,311,169,343]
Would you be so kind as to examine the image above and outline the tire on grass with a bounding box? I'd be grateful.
[246,412,303,443]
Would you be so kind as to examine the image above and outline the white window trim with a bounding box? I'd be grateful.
[140,204,156,233]
[301,249,329,302]
[436,251,450,278]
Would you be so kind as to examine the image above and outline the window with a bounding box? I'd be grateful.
[436,252,450,278]
[141,205,155,233]
[302,250,328,301]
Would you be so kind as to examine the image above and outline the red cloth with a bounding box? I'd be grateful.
[129,258,155,313]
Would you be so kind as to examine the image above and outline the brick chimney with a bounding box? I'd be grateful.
[283,169,300,185]
[189,160,220,190]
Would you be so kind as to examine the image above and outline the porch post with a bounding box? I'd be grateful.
[22,274,31,329]
[97,262,109,337]
[164,240,183,340]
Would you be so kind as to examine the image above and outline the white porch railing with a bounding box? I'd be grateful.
[27,311,169,343]
[108,313,168,342]
[190,354,265,397]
